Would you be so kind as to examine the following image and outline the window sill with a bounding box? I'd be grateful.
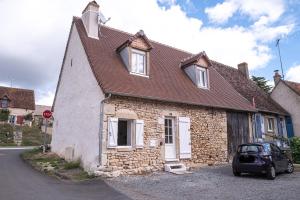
[130,72,149,78]
[117,146,134,152]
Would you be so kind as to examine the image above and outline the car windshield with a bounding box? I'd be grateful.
[238,145,262,153]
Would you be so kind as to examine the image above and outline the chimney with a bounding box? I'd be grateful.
[273,70,282,85]
[238,62,249,78]
[82,1,99,39]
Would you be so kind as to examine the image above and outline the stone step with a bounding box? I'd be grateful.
[164,163,187,173]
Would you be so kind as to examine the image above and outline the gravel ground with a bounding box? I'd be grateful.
[106,165,300,200]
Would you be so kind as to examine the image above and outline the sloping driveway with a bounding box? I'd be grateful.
[0,149,130,200]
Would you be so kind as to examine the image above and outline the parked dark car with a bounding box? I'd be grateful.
[232,142,294,180]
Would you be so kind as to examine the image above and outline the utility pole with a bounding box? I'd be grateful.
[276,38,285,80]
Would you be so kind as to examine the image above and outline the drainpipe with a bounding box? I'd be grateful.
[98,93,111,167]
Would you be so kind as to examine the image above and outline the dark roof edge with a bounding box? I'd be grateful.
[106,92,257,113]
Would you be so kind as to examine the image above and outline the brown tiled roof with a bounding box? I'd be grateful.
[180,51,211,68]
[116,30,153,52]
[0,86,35,110]
[211,61,288,115]
[283,80,300,96]
[68,17,257,112]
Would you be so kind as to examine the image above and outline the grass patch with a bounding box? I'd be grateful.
[64,161,80,169]
[21,149,95,181]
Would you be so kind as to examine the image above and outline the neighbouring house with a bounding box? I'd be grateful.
[33,105,53,134]
[271,70,300,137]
[0,86,35,126]
[51,1,270,175]
[212,62,289,150]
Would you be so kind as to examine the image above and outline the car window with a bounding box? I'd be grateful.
[262,143,271,153]
[238,145,262,153]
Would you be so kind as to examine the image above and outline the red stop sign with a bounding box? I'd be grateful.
[43,110,52,119]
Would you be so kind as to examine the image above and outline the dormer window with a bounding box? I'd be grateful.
[131,49,146,75]
[181,52,211,90]
[197,67,208,88]
[117,30,153,78]
[1,96,9,108]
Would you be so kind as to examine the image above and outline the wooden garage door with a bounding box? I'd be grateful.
[227,112,249,158]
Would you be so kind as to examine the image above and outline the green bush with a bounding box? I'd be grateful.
[0,123,14,145]
[0,109,10,122]
[290,137,300,164]
[64,161,81,169]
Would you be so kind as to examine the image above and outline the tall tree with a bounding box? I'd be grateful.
[251,76,273,93]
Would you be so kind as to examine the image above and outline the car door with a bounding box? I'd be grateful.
[270,144,283,171]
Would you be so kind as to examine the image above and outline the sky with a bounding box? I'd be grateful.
[0,0,299,106]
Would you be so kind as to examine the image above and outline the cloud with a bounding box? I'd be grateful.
[0,0,295,106]
[286,65,300,82]
[205,0,285,25]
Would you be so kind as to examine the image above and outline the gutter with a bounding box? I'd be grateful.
[98,93,111,167]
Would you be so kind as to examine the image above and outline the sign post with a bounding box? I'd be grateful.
[42,110,52,153]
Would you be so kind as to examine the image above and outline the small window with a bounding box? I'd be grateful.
[1,98,9,108]
[197,67,208,88]
[165,118,174,144]
[267,118,275,132]
[131,49,146,75]
[117,119,132,146]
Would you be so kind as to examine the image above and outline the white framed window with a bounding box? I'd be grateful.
[197,67,208,88]
[107,118,144,148]
[1,97,9,108]
[117,119,133,147]
[131,49,146,75]
[267,117,275,132]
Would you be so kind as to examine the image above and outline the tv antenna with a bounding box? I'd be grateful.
[98,12,111,24]
[276,38,285,80]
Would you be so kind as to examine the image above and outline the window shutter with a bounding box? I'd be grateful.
[135,120,144,148]
[108,117,118,148]
[178,117,192,159]
[261,117,265,134]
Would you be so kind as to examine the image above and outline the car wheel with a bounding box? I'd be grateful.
[233,168,241,176]
[267,166,276,180]
[286,161,294,174]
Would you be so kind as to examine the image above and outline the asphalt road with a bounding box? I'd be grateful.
[0,149,130,200]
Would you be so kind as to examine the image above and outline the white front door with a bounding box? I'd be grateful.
[164,118,177,161]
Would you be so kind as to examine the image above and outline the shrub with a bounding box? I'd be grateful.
[24,113,33,121]
[0,109,10,122]
[290,137,300,164]
[64,161,81,169]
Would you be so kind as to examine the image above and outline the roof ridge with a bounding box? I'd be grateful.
[284,79,300,85]
[101,24,192,55]
[0,85,34,92]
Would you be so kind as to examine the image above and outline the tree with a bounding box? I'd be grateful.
[251,76,273,93]
[0,109,10,122]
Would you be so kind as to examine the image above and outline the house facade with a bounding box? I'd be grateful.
[0,86,35,126]
[52,1,273,175]
[212,62,289,147]
[271,71,300,137]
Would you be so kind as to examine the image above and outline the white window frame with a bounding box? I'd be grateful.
[131,49,146,75]
[267,117,275,132]
[196,67,208,89]
[117,119,133,148]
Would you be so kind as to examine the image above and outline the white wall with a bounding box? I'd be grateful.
[51,25,104,172]
[271,81,300,137]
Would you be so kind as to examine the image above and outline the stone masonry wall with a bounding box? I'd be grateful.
[101,96,228,175]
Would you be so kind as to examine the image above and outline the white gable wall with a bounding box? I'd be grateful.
[271,81,300,136]
[51,25,104,172]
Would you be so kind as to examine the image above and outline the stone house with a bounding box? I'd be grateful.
[271,70,300,137]
[51,1,265,175]
[212,62,289,148]
[0,86,35,126]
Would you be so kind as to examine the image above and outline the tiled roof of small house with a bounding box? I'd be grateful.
[211,61,288,115]
[282,80,300,96]
[65,17,258,112]
[0,86,35,110]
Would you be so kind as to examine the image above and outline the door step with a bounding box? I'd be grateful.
[164,163,190,174]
